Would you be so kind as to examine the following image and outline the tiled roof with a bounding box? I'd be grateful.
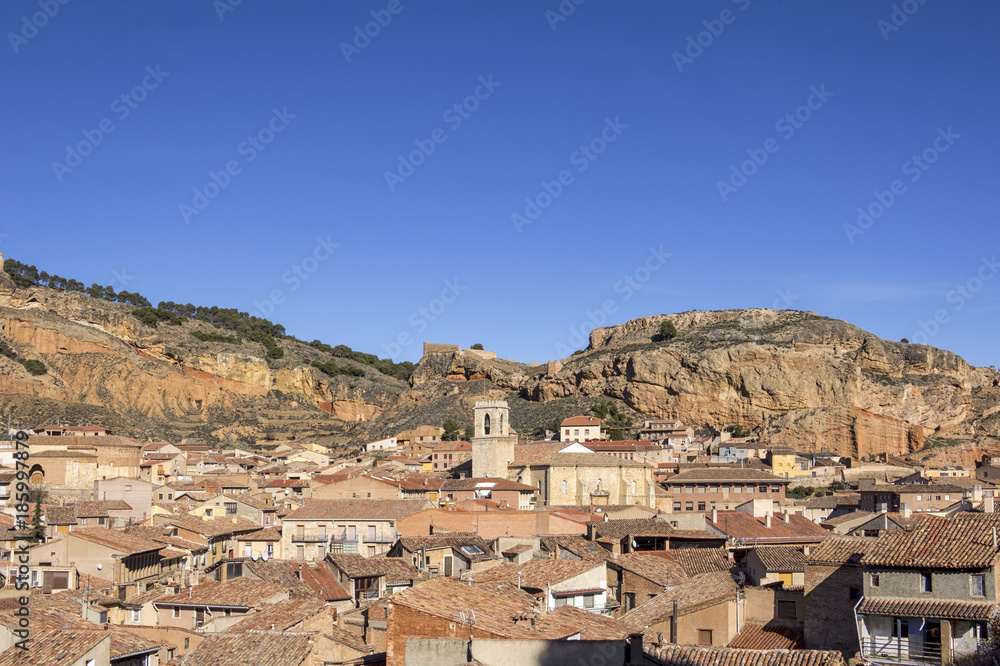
[511,443,565,466]
[155,577,285,609]
[325,624,373,653]
[806,536,875,565]
[753,546,806,573]
[297,561,352,601]
[561,416,601,427]
[283,499,427,521]
[645,645,842,666]
[389,578,540,639]
[441,478,536,491]
[70,526,163,555]
[503,544,534,556]
[432,440,471,452]
[671,548,732,577]
[240,527,281,541]
[540,452,648,468]
[165,515,261,537]
[728,622,804,650]
[181,630,314,666]
[821,511,875,527]
[469,559,603,591]
[666,467,788,483]
[242,560,322,599]
[862,513,1000,569]
[621,571,738,630]
[707,512,829,542]
[792,494,860,509]
[397,533,496,560]
[44,506,77,525]
[0,629,108,666]
[75,500,131,516]
[540,535,615,562]
[225,597,327,633]
[858,597,996,620]
[591,517,675,541]
[327,553,421,584]
[531,604,631,640]
[614,552,688,587]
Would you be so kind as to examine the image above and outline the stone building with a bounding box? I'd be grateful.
[470,400,517,479]
[804,536,873,654]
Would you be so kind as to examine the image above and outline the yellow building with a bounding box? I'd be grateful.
[766,448,810,479]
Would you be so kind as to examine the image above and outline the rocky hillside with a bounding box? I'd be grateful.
[0,275,405,450]
[357,310,1000,459]
[3,263,998,459]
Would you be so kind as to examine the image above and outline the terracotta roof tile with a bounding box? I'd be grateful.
[70,527,163,555]
[858,597,996,620]
[861,513,1000,569]
[671,548,732,577]
[753,546,806,573]
[591,518,676,541]
[397,534,496,560]
[561,416,601,427]
[806,536,875,565]
[728,622,804,650]
[645,644,842,666]
[614,552,688,587]
[225,597,327,633]
[531,605,631,640]
[181,630,314,666]
[468,559,603,591]
[155,578,285,609]
[283,499,426,521]
[0,629,108,666]
[707,512,828,543]
[621,571,738,630]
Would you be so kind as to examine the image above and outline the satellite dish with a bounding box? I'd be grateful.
[262,553,269,561]
[96,563,102,571]
[252,552,259,561]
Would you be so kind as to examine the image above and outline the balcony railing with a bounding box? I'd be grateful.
[291,534,330,543]
[357,590,379,601]
[860,638,942,665]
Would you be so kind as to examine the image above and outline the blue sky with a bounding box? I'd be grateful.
[2,1,998,367]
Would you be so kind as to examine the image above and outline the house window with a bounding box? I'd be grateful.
[698,629,713,645]
[583,594,595,609]
[849,587,860,601]
[673,502,682,511]
[685,502,693,511]
[184,638,189,649]
[225,502,237,515]
[871,574,879,587]
[777,600,796,619]
[296,545,304,560]
[624,592,635,612]
[945,495,950,501]
[921,572,932,593]
[173,606,181,618]
[698,502,706,511]
[892,619,909,638]
[555,596,567,607]
[561,481,567,494]
[916,495,923,501]
[131,608,141,622]
[125,485,131,491]
[972,574,986,597]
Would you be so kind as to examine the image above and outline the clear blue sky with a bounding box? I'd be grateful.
[3,1,998,367]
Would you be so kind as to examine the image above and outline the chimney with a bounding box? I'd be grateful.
[901,503,912,518]
[986,495,995,514]
[765,514,772,529]
[711,508,718,523]
[670,601,678,643]
[784,511,790,523]
[627,633,644,664]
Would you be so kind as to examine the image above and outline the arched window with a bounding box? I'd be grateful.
[561,480,567,494]
[500,413,504,433]
[483,414,491,436]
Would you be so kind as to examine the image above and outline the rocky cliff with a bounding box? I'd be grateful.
[2,269,998,459]
[0,281,404,448]
[365,310,1000,459]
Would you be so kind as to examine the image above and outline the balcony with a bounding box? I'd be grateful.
[291,534,330,543]
[860,638,942,665]
[330,539,359,554]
